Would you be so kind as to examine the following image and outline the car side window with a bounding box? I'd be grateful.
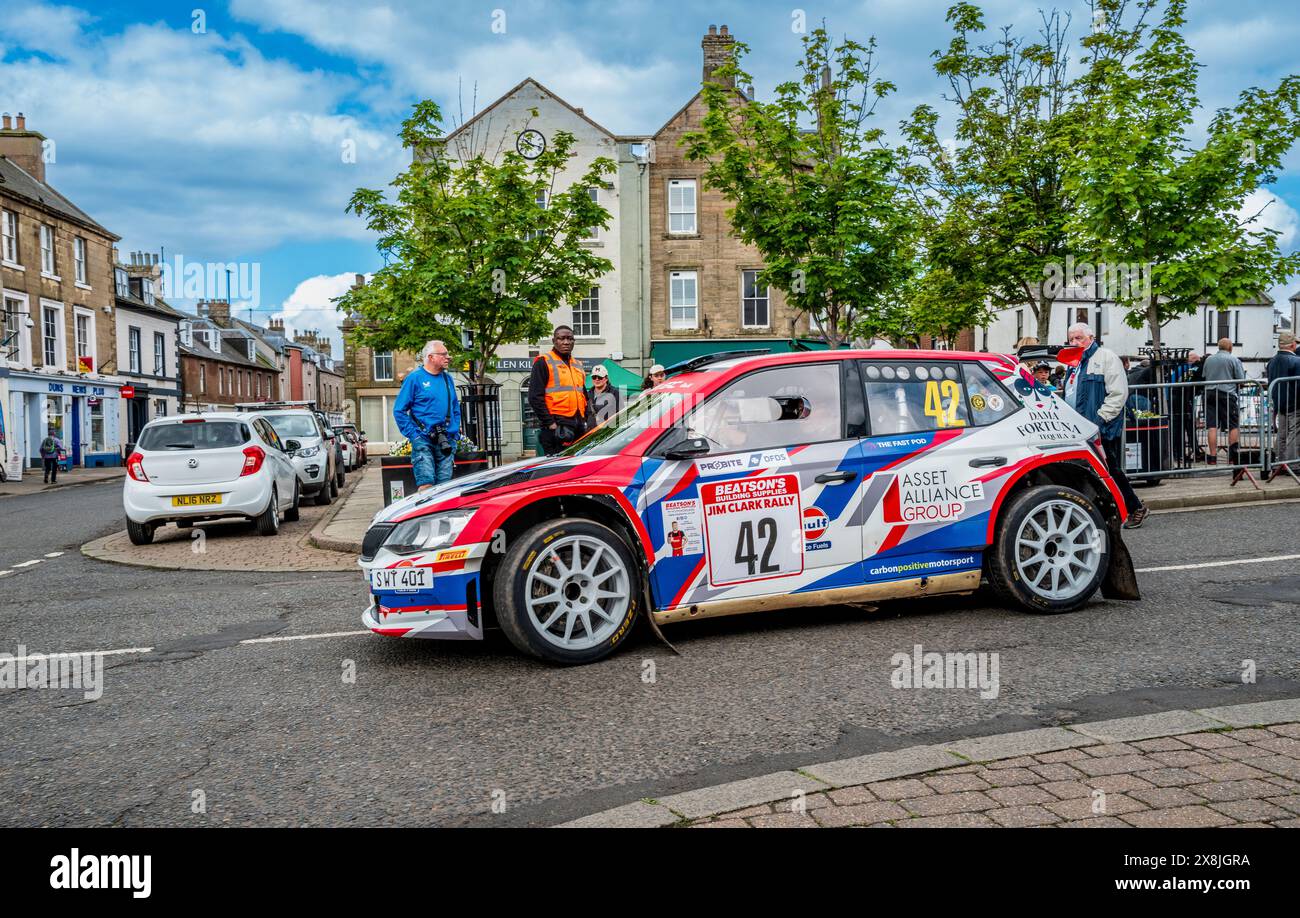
[963,362,1021,426]
[862,361,970,435]
[682,362,843,453]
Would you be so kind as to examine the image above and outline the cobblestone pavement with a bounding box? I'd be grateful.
[688,724,1300,828]
[79,474,360,572]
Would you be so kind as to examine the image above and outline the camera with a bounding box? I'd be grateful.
[431,426,452,456]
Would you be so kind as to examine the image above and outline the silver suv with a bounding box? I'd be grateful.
[260,409,339,505]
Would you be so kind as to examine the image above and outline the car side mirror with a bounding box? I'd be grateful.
[284,439,301,453]
[665,437,711,460]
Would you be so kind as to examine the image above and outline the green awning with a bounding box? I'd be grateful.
[651,338,829,368]
[597,358,645,392]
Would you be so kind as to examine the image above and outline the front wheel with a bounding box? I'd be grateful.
[986,485,1109,614]
[284,480,301,522]
[494,518,641,665]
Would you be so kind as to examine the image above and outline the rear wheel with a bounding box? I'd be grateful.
[987,485,1108,614]
[494,518,641,665]
[335,458,346,489]
[284,480,301,522]
[255,486,281,536]
[126,518,155,545]
[329,468,340,498]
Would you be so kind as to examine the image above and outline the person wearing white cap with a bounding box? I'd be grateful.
[585,363,622,426]
[642,364,666,391]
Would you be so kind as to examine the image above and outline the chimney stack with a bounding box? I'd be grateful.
[1,114,10,130]
[0,112,47,182]
[199,299,231,324]
[702,24,736,89]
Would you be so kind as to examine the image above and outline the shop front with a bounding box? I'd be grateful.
[6,371,123,469]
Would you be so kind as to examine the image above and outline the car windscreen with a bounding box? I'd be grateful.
[138,421,249,451]
[263,413,319,438]
[559,391,686,458]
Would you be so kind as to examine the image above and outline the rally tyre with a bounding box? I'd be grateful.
[126,518,155,545]
[284,480,301,522]
[494,518,641,665]
[255,486,281,536]
[987,485,1109,614]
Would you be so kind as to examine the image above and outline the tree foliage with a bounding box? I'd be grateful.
[683,27,916,348]
[1068,0,1300,347]
[335,100,615,380]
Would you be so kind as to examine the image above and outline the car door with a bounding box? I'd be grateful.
[856,358,1023,583]
[254,418,295,498]
[639,360,870,612]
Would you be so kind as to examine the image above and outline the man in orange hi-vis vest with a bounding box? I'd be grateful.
[527,325,588,456]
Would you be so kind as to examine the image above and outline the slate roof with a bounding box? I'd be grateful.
[0,155,117,238]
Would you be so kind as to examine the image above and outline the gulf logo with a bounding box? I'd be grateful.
[802,507,829,541]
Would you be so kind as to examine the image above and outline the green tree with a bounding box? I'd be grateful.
[1068,0,1300,347]
[336,100,615,380]
[900,2,1086,344]
[683,27,916,348]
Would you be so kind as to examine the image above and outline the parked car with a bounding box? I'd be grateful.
[337,424,365,469]
[357,349,1141,664]
[123,413,300,545]
[260,408,339,505]
[314,411,347,489]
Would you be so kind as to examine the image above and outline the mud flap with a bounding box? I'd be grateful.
[1102,527,1141,600]
[641,581,681,655]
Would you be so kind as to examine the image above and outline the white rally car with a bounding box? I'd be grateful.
[357,349,1140,665]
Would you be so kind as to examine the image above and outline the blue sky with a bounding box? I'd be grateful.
[3,0,1299,350]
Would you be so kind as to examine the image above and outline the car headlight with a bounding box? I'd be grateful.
[296,446,320,458]
[383,508,477,554]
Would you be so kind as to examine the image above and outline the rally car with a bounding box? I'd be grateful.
[358,349,1140,665]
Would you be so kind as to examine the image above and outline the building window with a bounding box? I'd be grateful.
[1015,309,1024,342]
[75,311,90,370]
[141,277,155,305]
[45,395,64,442]
[573,286,600,337]
[39,224,56,276]
[742,269,769,328]
[670,271,698,330]
[4,294,28,364]
[74,237,87,284]
[128,327,141,374]
[154,398,167,419]
[115,267,130,297]
[584,187,601,241]
[42,304,61,366]
[668,180,697,234]
[199,364,206,393]
[1,209,17,264]
[360,395,393,443]
[154,332,165,375]
[373,352,393,381]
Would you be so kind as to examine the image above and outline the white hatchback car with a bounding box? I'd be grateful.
[123,412,300,544]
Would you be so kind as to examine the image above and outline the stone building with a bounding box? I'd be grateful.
[2,112,127,472]
[646,26,811,368]
[179,301,279,412]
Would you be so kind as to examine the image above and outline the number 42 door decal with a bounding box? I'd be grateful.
[700,474,804,586]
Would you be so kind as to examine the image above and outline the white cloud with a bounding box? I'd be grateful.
[1240,188,1299,249]
[271,271,364,354]
[0,5,404,259]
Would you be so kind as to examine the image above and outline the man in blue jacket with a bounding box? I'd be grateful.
[393,340,460,491]
[1062,322,1147,529]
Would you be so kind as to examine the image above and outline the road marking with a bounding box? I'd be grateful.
[44,551,63,558]
[1136,553,1300,574]
[3,647,155,664]
[240,630,370,645]
[0,570,12,578]
[13,559,42,568]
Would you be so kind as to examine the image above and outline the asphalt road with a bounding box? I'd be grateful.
[1,480,1298,826]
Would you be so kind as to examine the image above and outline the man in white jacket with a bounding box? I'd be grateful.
[1062,322,1148,529]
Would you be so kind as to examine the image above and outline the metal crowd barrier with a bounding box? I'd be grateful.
[1120,377,1273,483]
[1263,374,1300,482]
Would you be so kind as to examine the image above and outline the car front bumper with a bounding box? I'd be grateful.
[360,547,486,641]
